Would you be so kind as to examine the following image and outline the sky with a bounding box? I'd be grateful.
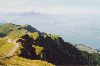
[0,0,100,49]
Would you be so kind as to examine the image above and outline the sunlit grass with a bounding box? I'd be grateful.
[0,43,15,57]
[32,45,44,55]
[0,38,15,58]
[3,56,55,66]
[8,30,27,39]
[29,32,39,40]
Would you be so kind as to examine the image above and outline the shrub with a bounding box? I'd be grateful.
[29,32,39,40]
[32,45,44,55]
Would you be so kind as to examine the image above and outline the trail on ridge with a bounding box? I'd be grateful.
[6,39,20,57]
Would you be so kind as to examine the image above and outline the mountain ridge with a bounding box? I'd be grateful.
[0,23,100,66]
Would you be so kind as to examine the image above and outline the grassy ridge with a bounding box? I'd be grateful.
[0,23,100,65]
[0,23,55,66]
[0,23,20,34]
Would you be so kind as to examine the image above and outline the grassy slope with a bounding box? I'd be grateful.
[1,56,54,66]
[0,23,55,66]
[0,37,54,66]
[0,23,20,34]
[0,38,15,58]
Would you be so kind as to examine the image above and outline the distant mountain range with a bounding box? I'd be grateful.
[75,44,100,53]
[0,23,100,66]
[75,44,98,53]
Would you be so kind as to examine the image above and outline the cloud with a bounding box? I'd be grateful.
[0,0,35,14]
[0,0,100,15]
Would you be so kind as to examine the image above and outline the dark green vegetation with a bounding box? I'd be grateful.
[0,23,100,66]
[80,51,100,65]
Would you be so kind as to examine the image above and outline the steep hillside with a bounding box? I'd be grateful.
[0,23,100,66]
[0,23,55,66]
[17,33,89,65]
[22,24,41,34]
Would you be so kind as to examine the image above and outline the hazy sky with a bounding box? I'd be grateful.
[0,0,100,49]
[0,0,100,14]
